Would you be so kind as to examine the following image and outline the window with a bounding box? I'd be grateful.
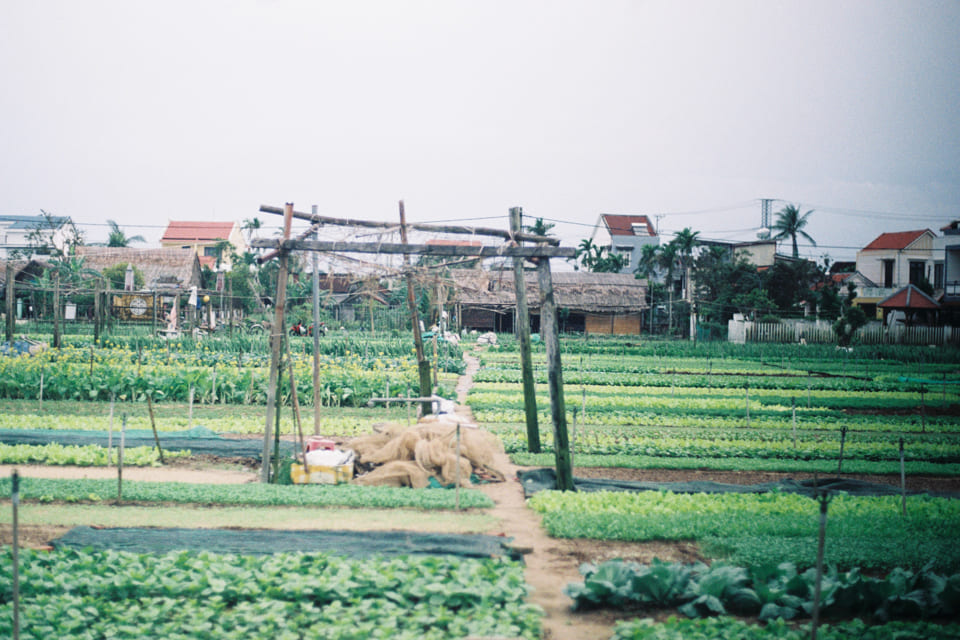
[909,261,926,286]
[934,263,944,289]
[615,245,632,268]
[882,259,894,288]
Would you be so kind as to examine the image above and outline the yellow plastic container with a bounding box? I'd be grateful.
[289,462,353,485]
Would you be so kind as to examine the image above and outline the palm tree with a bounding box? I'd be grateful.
[772,204,815,259]
[670,227,700,302]
[523,217,555,237]
[106,220,146,247]
[242,218,263,244]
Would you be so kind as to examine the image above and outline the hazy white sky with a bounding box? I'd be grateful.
[3,0,958,263]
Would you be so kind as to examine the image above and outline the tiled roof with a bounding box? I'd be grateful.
[862,230,931,251]
[600,214,656,237]
[878,284,940,309]
[161,221,236,242]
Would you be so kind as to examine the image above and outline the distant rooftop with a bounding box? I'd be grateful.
[161,221,236,242]
[600,214,656,237]
[862,229,932,251]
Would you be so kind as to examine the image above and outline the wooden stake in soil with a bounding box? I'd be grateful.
[146,393,165,465]
[792,396,797,449]
[455,423,462,511]
[188,385,195,429]
[107,394,115,466]
[399,200,433,416]
[117,414,126,502]
[900,437,907,517]
[288,360,308,466]
[810,490,832,640]
[11,468,20,640]
[837,426,847,475]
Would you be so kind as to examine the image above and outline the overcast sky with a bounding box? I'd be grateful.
[3,0,958,264]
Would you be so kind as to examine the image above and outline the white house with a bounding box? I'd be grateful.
[589,214,659,273]
[0,214,74,259]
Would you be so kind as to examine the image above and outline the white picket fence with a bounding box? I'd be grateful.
[728,319,960,346]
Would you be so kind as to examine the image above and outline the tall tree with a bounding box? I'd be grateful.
[572,238,627,273]
[772,204,816,259]
[670,227,700,301]
[106,220,146,247]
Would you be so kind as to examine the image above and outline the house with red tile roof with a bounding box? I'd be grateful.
[855,229,936,289]
[589,214,659,273]
[159,221,247,270]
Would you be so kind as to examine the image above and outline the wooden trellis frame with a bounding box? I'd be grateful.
[253,202,577,491]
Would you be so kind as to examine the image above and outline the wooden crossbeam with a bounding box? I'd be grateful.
[250,238,576,259]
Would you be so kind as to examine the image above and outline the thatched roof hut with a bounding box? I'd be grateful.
[75,247,202,290]
[452,269,647,334]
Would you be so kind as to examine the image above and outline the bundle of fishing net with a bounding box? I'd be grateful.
[349,412,506,488]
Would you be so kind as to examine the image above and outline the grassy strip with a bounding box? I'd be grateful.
[529,490,960,572]
[0,477,494,510]
[510,452,960,476]
[612,616,960,640]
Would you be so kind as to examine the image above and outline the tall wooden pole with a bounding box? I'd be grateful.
[52,272,61,349]
[5,262,14,342]
[312,205,322,435]
[510,207,540,452]
[399,200,433,415]
[536,255,574,491]
[261,203,294,481]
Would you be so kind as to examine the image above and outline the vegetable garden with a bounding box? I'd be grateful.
[1,331,959,638]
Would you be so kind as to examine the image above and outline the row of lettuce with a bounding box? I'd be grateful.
[0,549,540,640]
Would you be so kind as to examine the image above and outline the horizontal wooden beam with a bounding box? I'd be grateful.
[250,238,577,259]
[259,204,560,246]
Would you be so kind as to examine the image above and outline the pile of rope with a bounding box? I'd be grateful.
[349,412,506,488]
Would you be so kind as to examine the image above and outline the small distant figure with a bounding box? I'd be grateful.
[290,321,308,336]
[799,337,807,346]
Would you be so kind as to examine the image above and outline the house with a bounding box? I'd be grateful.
[160,221,247,270]
[0,214,74,259]
[589,214,658,273]
[453,270,648,335]
[854,229,939,319]
[940,221,960,309]
[74,247,202,290]
[856,229,937,289]
[877,284,941,327]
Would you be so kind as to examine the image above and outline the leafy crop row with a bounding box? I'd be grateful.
[567,558,960,622]
[612,615,960,640]
[0,476,494,510]
[528,490,960,572]
[0,548,540,640]
[0,443,186,467]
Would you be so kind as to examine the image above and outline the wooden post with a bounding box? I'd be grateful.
[399,200,433,416]
[837,426,847,475]
[510,207,540,452]
[537,254,573,491]
[53,272,61,349]
[312,205,322,436]
[146,392,165,465]
[900,438,907,516]
[11,469,19,640]
[261,203,294,481]
[810,491,831,640]
[5,261,14,342]
[117,414,126,502]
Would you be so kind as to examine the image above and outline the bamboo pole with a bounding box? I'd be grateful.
[399,200,433,416]
[510,207,540,452]
[260,203,294,481]
[117,414,126,502]
[11,468,20,640]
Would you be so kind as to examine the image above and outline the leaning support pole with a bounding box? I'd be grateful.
[261,203,294,481]
[510,207,541,453]
[399,200,433,416]
[536,255,574,491]
[5,262,14,342]
[11,469,20,640]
